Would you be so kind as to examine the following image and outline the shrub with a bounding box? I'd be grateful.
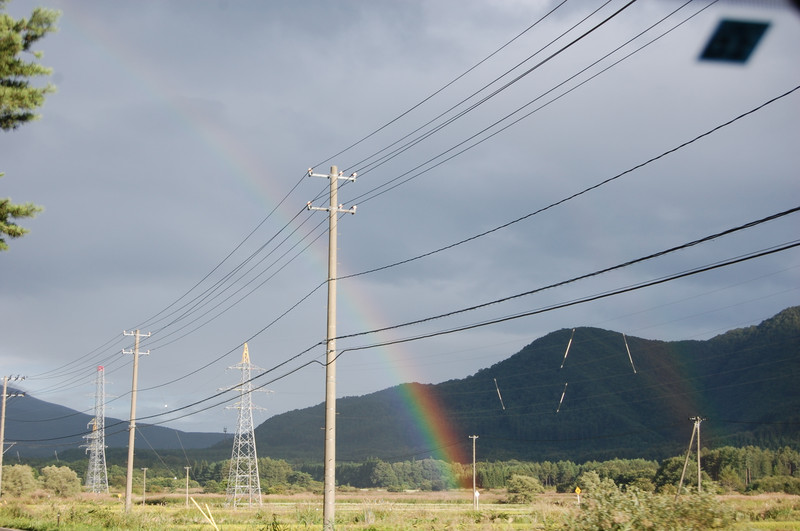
[203,479,223,493]
[565,471,734,530]
[505,474,544,503]
[40,465,81,497]
[2,464,37,497]
[717,465,745,493]
[748,476,800,495]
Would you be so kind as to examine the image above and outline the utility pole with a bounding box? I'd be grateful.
[677,416,706,498]
[0,375,25,500]
[141,467,148,506]
[185,466,191,508]
[122,329,150,512]
[307,166,357,531]
[470,435,479,510]
[695,416,703,493]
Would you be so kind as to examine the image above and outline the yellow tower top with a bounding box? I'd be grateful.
[242,342,250,364]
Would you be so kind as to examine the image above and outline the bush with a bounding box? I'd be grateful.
[748,476,800,495]
[40,465,81,497]
[718,465,745,493]
[2,464,37,497]
[565,472,734,530]
[203,479,223,494]
[505,474,544,503]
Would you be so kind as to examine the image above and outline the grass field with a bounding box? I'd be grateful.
[0,489,798,530]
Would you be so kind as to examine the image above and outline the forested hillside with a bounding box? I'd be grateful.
[249,307,800,463]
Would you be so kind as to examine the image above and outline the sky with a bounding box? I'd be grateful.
[2,0,798,438]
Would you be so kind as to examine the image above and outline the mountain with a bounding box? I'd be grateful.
[8,307,798,463]
[247,306,800,463]
[3,390,226,457]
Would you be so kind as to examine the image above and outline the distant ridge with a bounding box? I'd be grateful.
[247,306,800,463]
[4,391,225,457]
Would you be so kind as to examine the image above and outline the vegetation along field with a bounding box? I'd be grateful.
[1,446,799,530]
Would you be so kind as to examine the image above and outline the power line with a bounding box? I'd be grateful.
[115,2,772,376]
[344,1,617,176]
[339,82,798,283]
[13,204,797,432]
[313,0,572,170]
[143,214,328,350]
[344,0,704,205]
[121,239,800,430]
[13,308,798,445]
[18,1,792,436]
[346,0,651,198]
[334,241,800,355]
[134,171,311,332]
[18,4,771,388]
[335,207,800,342]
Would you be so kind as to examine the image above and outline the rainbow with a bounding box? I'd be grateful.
[394,380,470,482]
[66,5,469,485]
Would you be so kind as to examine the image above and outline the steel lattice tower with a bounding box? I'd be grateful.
[226,343,264,508]
[82,366,109,493]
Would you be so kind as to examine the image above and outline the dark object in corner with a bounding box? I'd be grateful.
[700,19,770,63]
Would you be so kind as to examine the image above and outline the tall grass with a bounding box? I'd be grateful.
[0,489,797,530]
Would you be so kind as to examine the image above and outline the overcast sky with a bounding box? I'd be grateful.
[2,0,798,437]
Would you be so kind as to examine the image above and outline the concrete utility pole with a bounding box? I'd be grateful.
[185,466,191,508]
[141,467,148,506]
[0,375,25,499]
[677,416,706,498]
[307,166,356,531]
[470,435,479,510]
[122,329,150,512]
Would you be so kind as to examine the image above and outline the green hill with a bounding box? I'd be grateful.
[249,306,800,463]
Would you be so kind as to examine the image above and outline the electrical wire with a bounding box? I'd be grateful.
[339,84,800,281]
[55,238,800,437]
[122,204,800,399]
[16,2,797,437]
[312,0,572,170]
[345,0,717,205]
[346,0,649,188]
[335,207,800,342]
[333,241,800,356]
[134,170,312,332]
[343,0,618,176]
[9,4,728,384]
[13,207,797,429]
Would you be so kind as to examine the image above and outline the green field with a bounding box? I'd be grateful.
[0,490,798,530]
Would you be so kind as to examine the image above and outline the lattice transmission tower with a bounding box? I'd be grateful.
[225,343,266,508]
[82,366,109,493]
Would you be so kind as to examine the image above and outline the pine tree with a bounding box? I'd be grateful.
[0,0,59,250]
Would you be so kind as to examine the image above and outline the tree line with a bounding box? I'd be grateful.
[6,444,799,497]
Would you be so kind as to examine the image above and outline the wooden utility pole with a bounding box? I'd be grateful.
[308,166,356,531]
[123,330,150,512]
